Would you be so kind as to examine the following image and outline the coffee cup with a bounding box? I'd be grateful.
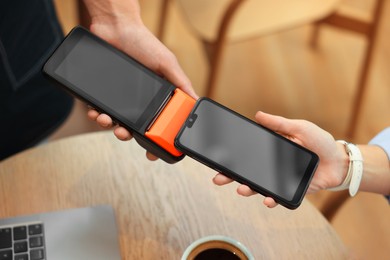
[181,235,254,260]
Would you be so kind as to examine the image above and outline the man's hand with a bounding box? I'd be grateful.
[82,0,198,160]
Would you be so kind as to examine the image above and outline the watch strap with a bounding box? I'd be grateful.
[328,140,363,196]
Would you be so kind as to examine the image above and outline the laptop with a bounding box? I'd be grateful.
[0,205,121,260]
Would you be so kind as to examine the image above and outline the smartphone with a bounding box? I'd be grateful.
[42,26,195,163]
[175,98,319,209]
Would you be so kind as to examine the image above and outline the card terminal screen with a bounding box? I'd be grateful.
[54,35,162,124]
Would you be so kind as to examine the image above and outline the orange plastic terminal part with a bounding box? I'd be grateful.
[145,89,196,156]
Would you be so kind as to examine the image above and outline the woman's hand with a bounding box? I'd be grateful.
[213,111,349,208]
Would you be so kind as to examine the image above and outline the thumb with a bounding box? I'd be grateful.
[255,111,292,136]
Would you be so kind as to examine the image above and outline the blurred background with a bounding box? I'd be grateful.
[51,0,390,258]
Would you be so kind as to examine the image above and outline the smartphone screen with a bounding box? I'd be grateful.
[175,98,319,208]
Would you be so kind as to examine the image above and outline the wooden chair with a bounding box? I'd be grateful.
[309,1,385,221]
[317,190,351,222]
[158,0,338,95]
[157,0,385,140]
[311,0,385,139]
[157,0,385,221]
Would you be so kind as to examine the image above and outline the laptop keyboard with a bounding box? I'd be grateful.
[0,222,45,260]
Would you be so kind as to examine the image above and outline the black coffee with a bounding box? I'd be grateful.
[194,248,241,260]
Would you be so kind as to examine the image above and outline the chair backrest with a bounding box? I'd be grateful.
[176,0,340,42]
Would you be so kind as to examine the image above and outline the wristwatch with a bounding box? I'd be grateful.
[328,140,363,197]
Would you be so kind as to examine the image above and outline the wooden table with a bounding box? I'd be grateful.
[0,132,347,259]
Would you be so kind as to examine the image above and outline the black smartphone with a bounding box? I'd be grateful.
[42,26,193,163]
[175,98,319,209]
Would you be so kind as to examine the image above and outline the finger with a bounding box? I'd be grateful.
[237,185,257,197]
[96,114,114,128]
[114,127,133,141]
[263,197,279,208]
[212,173,234,186]
[157,52,198,99]
[128,31,198,100]
[255,111,292,135]
[87,109,100,121]
[146,152,159,161]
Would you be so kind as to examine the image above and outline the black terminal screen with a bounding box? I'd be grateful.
[47,28,174,132]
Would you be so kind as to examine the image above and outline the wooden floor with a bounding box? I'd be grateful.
[51,0,390,259]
